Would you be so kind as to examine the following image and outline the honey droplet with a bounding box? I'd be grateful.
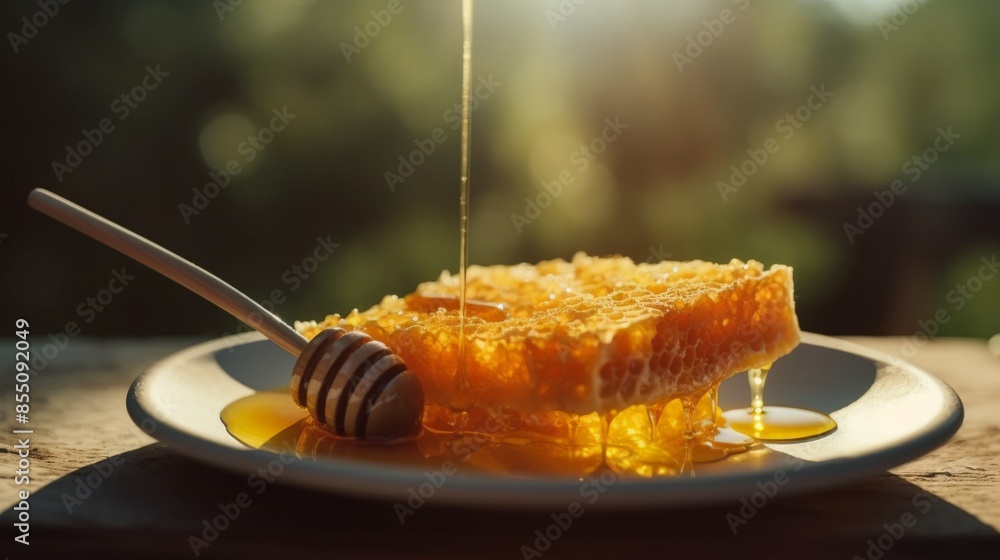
[722,365,837,441]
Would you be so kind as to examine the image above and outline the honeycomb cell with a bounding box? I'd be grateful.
[297,253,800,416]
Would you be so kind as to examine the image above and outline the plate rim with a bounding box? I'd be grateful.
[125,331,964,509]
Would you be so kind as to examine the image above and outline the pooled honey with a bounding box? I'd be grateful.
[722,365,837,441]
[222,362,837,478]
[221,385,756,478]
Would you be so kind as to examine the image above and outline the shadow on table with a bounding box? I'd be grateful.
[4,444,997,559]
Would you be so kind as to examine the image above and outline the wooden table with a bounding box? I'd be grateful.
[1,337,998,558]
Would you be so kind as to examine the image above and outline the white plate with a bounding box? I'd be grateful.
[126,332,963,509]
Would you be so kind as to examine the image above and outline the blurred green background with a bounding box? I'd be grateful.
[2,0,998,340]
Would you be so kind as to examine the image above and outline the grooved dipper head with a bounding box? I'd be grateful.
[290,328,424,440]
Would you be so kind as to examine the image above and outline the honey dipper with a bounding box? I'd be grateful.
[27,188,424,440]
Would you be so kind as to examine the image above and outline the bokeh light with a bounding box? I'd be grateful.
[3,0,997,340]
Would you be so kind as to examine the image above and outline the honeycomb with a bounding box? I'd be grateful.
[296,252,800,416]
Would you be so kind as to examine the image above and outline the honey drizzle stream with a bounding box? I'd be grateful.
[749,364,770,415]
[681,397,695,476]
[452,0,475,415]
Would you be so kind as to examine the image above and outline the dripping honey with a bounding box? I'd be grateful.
[451,0,474,413]
[723,365,837,441]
